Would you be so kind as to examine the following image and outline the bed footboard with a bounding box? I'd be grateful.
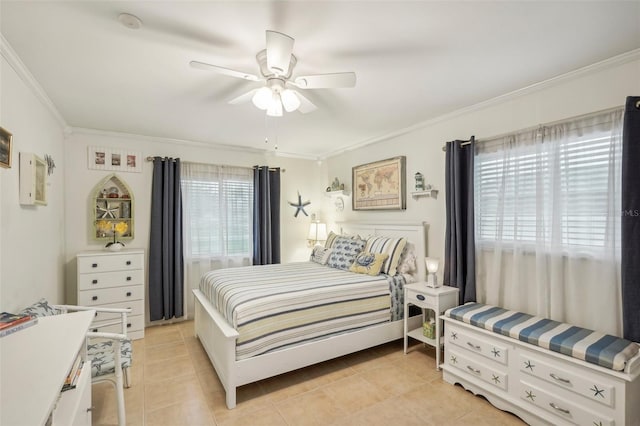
[193,289,239,408]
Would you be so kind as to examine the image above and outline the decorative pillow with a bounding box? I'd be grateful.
[396,242,417,275]
[365,236,407,276]
[310,246,333,265]
[327,236,366,270]
[324,231,340,249]
[19,298,59,318]
[350,252,389,276]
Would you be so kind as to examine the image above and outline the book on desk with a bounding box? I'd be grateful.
[0,312,38,337]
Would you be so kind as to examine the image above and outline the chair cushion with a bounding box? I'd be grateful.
[19,299,60,317]
[88,338,132,377]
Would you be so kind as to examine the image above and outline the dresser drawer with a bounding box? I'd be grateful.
[519,352,615,408]
[91,300,144,323]
[78,269,143,290]
[90,314,144,335]
[447,324,508,366]
[447,348,508,391]
[78,285,143,306]
[518,380,614,426]
[77,253,143,274]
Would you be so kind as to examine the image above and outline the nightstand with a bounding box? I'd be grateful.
[403,283,459,370]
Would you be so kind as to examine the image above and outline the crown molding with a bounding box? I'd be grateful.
[68,126,318,160]
[322,48,640,159]
[0,34,70,132]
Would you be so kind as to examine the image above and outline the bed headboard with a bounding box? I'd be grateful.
[336,222,429,281]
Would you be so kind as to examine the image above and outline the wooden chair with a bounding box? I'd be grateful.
[20,299,132,426]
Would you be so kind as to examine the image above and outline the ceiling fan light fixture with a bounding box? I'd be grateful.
[252,87,272,110]
[266,93,283,117]
[280,89,300,112]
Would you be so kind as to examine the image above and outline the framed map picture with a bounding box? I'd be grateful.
[352,156,406,210]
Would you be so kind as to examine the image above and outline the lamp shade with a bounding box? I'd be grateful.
[252,87,272,110]
[307,222,328,243]
[280,89,301,112]
[425,257,439,273]
[266,92,283,117]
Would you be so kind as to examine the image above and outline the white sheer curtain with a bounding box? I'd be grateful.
[475,109,624,335]
[181,162,253,318]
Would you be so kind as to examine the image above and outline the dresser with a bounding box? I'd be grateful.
[1,311,95,426]
[76,249,145,340]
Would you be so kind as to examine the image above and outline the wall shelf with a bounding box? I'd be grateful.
[325,189,350,197]
[91,174,134,241]
[411,189,439,200]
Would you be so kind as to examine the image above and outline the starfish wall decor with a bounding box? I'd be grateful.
[288,192,310,217]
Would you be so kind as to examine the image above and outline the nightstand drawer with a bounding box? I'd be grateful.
[78,285,143,306]
[77,253,143,274]
[518,380,614,426]
[78,269,143,290]
[448,348,508,391]
[447,324,509,366]
[406,287,432,305]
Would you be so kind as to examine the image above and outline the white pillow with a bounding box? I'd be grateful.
[310,246,333,265]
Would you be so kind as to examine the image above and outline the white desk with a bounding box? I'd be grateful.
[1,310,95,426]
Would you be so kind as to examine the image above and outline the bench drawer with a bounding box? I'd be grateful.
[447,348,508,391]
[447,324,509,366]
[518,380,614,426]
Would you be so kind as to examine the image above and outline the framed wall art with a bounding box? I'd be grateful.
[0,127,13,169]
[352,156,406,210]
[88,146,142,173]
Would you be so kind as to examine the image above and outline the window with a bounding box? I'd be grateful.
[475,111,623,254]
[181,164,253,259]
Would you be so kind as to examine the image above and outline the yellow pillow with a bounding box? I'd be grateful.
[349,252,389,276]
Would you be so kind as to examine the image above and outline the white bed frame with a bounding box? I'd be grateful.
[193,222,428,409]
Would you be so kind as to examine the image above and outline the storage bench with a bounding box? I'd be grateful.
[442,303,640,426]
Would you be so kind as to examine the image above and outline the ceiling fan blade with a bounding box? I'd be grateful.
[190,60,260,81]
[266,30,294,76]
[292,90,317,114]
[293,72,356,89]
[228,89,259,105]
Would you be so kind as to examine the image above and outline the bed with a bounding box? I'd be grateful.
[193,222,428,408]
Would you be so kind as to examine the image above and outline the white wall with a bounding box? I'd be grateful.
[64,132,324,305]
[323,56,640,284]
[0,50,67,312]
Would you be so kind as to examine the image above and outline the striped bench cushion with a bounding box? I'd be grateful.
[446,302,639,372]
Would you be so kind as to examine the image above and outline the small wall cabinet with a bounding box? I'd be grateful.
[91,174,134,241]
[19,152,47,205]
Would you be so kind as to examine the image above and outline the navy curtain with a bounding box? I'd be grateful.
[149,157,184,321]
[444,137,476,304]
[253,166,281,265]
[622,96,640,342]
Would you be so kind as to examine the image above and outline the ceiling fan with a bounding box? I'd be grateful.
[190,30,356,117]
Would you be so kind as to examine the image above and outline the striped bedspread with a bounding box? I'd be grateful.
[446,303,639,371]
[200,262,403,360]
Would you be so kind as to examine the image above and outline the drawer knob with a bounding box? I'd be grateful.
[92,263,98,268]
[549,402,570,415]
[549,373,571,385]
[466,365,481,375]
[126,261,131,265]
[127,323,132,328]
[466,342,481,351]
[92,279,98,284]
[126,292,132,297]
[416,294,425,301]
[92,296,98,301]
[92,328,98,332]
[126,276,132,281]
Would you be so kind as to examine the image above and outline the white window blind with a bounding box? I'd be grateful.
[181,164,253,258]
[475,111,623,254]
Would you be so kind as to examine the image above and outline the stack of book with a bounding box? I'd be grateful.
[0,312,38,337]
[61,354,85,392]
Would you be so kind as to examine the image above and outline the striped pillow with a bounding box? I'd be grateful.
[324,231,340,249]
[365,236,407,276]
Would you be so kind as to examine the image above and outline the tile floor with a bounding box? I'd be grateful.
[92,321,526,425]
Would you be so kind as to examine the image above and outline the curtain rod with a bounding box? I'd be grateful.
[146,157,285,172]
[440,104,624,152]
[254,165,285,172]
